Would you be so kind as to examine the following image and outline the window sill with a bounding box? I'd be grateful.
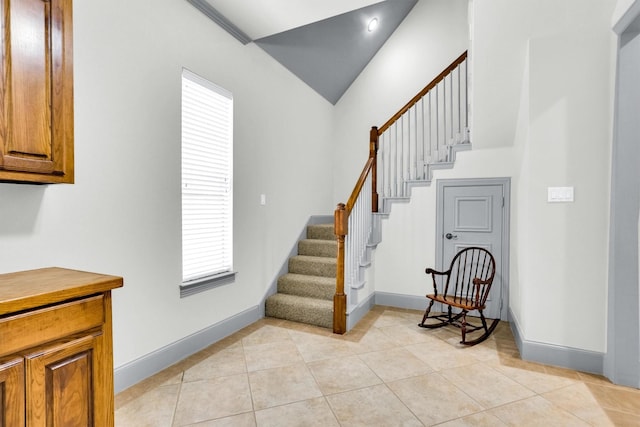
[180,271,236,298]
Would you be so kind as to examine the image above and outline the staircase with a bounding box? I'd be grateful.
[265,223,336,328]
[265,51,470,333]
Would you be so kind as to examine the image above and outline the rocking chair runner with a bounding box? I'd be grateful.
[418,247,500,345]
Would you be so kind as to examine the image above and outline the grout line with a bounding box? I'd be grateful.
[170,380,183,427]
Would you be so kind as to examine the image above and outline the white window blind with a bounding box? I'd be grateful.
[181,69,233,285]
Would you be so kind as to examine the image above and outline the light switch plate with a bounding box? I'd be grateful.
[548,187,574,202]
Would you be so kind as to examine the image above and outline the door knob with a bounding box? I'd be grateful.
[445,233,458,240]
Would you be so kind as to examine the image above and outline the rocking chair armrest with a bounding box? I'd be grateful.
[425,268,449,276]
[425,268,449,296]
[472,277,492,286]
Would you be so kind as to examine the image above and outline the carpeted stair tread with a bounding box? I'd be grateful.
[277,273,334,300]
[306,224,335,241]
[298,239,337,258]
[289,255,336,278]
[265,293,333,329]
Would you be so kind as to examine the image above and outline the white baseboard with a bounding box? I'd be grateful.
[347,292,376,330]
[114,295,608,394]
[508,309,604,376]
[371,294,606,376]
[374,291,426,311]
[114,305,260,393]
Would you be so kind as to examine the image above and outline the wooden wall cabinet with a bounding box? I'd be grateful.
[0,0,74,184]
[0,268,123,426]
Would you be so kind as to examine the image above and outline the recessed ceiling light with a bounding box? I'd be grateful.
[368,17,379,32]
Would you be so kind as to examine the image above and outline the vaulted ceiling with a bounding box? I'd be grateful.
[187,0,418,104]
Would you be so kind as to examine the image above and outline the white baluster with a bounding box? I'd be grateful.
[400,115,405,196]
[413,104,418,181]
[436,84,440,162]
[428,92,432,164]
[379,132,384,198]
[394,123,398,197]
[450,73,454,145]
[419,98,425,179]
[385,132,391,197]
[464,59,469,134]
[457,63,461,140]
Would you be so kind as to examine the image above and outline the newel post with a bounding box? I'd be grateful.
[370,126,379,213]
[333,203,347,334]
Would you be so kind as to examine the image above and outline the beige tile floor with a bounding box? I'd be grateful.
[115,306,640,426]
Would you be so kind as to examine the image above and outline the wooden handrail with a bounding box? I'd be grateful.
[345,157,375,212]
[378,51,467,134]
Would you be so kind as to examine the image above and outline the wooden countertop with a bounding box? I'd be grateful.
[0,267,123,315]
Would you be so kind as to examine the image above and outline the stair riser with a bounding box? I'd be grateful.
[298,240,337,258]
[307,225,335,241]
[289,258,336,278]
[278,277,334,300]
[265,298,332,329]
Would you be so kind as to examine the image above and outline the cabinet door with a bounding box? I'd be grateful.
[0,0,74,183]
[0,357,25,427]
[25,333,100,427]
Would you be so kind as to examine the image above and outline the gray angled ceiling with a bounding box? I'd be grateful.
[254,1,418,104]
[190,0,418,104]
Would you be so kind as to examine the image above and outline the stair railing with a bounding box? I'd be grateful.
[333,130,377,334]
[379,51,468,198]
[333,51,468,334]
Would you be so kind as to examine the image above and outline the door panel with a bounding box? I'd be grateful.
[0,357,25,427]
[2,0,54,173]
[439,181,507,319]
[25,333,98,427]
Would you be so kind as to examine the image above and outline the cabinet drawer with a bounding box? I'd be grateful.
[0,295,104,358]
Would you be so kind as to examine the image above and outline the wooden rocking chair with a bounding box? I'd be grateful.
[418,247,500,345]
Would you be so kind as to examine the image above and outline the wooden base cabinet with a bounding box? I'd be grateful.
[0,268,123,426]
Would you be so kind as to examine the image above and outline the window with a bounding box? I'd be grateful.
[180,69,234,297]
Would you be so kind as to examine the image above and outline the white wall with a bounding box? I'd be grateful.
[517,27,614,350]
[0,0,334,369]
[470,0,530,149]
[373,0,617,354]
